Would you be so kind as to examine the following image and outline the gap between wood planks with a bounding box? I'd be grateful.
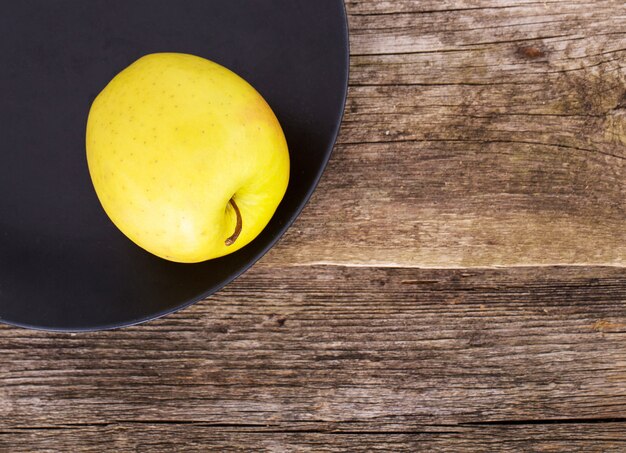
[3,417,626,432]
[284,262,626,269]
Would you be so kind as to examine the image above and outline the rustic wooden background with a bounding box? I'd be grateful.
[1,1,625,451]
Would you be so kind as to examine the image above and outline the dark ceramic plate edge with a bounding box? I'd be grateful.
[6,4,349,332]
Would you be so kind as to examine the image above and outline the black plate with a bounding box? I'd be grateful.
[0,0,349,331]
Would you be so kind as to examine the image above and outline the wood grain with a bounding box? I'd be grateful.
[263,0,626,267]
[1,265,625,435]
[1,1,626,451]
[2,423,626,452]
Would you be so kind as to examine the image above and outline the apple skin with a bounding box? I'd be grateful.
[86,53,290,263]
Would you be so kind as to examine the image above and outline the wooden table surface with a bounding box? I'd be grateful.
[2,1,625,451]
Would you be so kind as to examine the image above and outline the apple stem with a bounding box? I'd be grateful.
[225,198,242,246]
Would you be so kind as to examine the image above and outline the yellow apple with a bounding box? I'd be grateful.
[86,53,290,263]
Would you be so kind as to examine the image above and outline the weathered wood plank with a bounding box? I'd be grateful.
[1,265,624,427]
[1,423,626,452]
[258,0,626,267]
[269,140,625,267]
[348,0,623,17]
[349,1,625,55]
